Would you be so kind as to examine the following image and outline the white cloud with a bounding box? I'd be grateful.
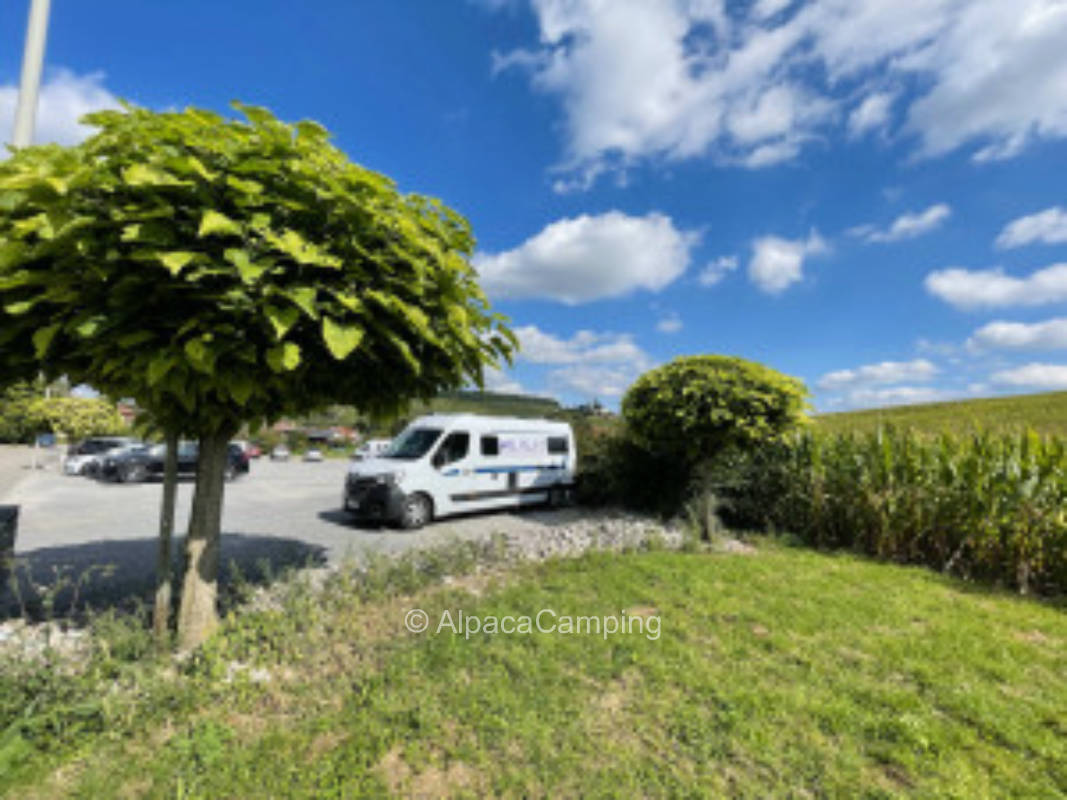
[656,313,683,334]
[487,0,1067,185]
[995,207,1067,249]
[698,255,738,287]
[847,92,894,138]
[514,325,650,366]
[968,318,1067,351]
[748,230,827,294]
[473,211,697,304]
[924,263,1067,310]
[482,366,524,394]
[753,0,793,20]
[510,324,652,399]
[851,203,951,244]
[549,365,637,398]
[0,69,120,147]
[991,363,1067,389]
[817,359,939,390]
[833,385,952,409]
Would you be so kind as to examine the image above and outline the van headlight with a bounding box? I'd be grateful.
[375,471,404,485]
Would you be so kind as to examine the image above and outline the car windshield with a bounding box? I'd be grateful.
[382,427,442,460]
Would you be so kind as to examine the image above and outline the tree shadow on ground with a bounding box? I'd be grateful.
[1,533,327,623]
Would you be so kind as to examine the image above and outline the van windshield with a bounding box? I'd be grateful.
[382,428,442,460]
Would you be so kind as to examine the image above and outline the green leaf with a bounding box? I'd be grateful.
[13,213,54,240]
[122,163,189,187]
[184,338,216,374]
[198,210,243,238]
[158,251,197,275]
[265,305,300,339]
[147,355,175,385]
[295,119,329,142]
[226,175,263,196]
[224,248,271,285]
[265,228,341,268]
[266,342,302,372]
[322,317,364,360]
[33,323,60,358]
[4,299,38,315]
[229,374,256,404]
[284,286,319,319]
[117,330,155,348]
[185,156,217,182]
[45,176,69,195]
[75,317,103,338]
[330,291,364,313]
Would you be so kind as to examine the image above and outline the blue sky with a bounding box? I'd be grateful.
[3,0,1067,411]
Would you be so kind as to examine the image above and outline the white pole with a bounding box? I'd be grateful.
[11,0,52,148]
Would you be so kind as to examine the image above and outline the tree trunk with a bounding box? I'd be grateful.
[176,431,231,651]
[152,429,179,644]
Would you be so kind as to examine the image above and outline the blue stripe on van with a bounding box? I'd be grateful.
[474,464,564,474]
[441,464,565,477]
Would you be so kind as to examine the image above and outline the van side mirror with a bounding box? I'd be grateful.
[432,451,446,469]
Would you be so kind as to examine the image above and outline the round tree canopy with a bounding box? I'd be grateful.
[622,354,810,462]
[0,103,515,436]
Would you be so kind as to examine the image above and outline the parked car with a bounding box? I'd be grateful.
[77,441,145,478]
[64,437,140,476]
[247,444,262,458]
[351,438,392,461]
[228,443,252,476]
[270,444,291,461]
[303,447,324,462]
[99,441,250,483]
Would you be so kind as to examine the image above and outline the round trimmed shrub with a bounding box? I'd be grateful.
[622,355,810,464]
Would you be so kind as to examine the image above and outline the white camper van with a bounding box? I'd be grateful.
[342,414,576,529]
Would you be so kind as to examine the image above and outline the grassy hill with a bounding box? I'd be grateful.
[409,389,562,419]
[816,390,1067,437]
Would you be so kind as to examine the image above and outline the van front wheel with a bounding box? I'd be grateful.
[399,493,432,530]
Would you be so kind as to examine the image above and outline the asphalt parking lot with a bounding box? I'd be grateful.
[1,450,570,617]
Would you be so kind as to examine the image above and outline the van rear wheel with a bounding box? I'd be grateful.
[399,493,432,530]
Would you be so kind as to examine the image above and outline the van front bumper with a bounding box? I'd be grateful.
[344,477,406,523]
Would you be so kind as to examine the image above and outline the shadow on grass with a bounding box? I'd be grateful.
[1,532,327,623]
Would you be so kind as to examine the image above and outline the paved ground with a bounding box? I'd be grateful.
[0,444,44,504]
[0,454,584,618]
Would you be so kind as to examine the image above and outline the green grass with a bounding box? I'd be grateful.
[816,390,1067,437]
[6,543,1065,799]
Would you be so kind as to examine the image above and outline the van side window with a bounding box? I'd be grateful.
[433,431,470,468]
[547,436,569,454]
[481,435,499,456]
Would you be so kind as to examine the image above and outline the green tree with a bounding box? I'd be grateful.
[0,380,41,442]
[0,103,514,649]
[27,396,127,440]
[622,355,810,465]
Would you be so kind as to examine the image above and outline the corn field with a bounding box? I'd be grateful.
[719,427,1067,595]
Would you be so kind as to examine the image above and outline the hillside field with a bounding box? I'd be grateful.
[815,390,1067,437]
